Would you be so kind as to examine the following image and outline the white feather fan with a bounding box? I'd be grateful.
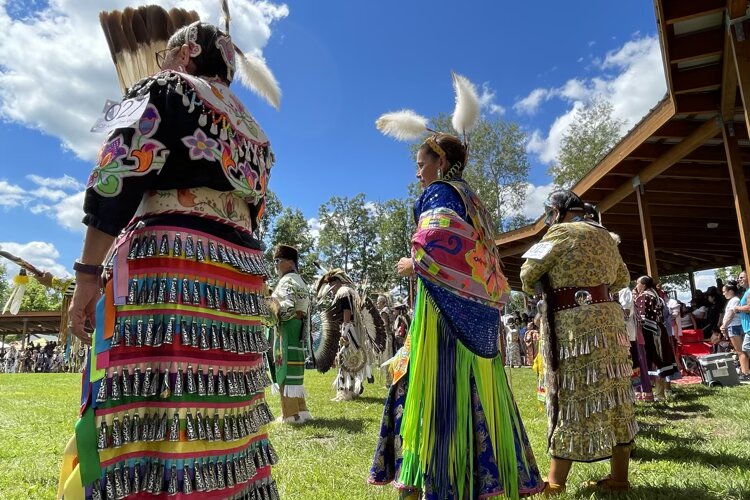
[236,51,282,110]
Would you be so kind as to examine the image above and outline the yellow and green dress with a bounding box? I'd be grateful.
[520,221,637,462]
[268,271,310,420]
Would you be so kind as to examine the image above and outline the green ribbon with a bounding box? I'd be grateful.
[75,407,101,486]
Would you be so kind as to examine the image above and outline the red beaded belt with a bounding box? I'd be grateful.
[550,284,613,312]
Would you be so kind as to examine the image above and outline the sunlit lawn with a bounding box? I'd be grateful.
[1,369,750,499]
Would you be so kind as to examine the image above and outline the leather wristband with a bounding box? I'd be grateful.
[73,260,104,276]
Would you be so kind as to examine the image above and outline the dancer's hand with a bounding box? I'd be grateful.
[68,273,101,345]
[396,257,414,277]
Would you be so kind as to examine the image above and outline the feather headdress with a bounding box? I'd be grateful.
[235,48,282,110]
[451,71,481,136]
[375,72,482,146]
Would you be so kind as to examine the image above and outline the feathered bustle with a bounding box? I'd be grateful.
[375,109,429,141]
[235,50,282,110]
[451,71,480,136]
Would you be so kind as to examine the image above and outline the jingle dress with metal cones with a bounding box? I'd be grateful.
[58,70,280,499]
[520,222,638,463]
[369,180,544,499]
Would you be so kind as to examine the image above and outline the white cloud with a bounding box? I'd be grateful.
[0,0,289,162]
[52,190,86,234]
[0,240,71,278]
[307,217,321,242]
[0,180,31,207]
[518,35,667,164]
[509,182,556,221]
[30,186,68,202]
[27,174,84,191]
[477,83,506,116]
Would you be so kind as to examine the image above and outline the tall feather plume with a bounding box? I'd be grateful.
[144,5,170,76]
[220,0,231,33]
[121,8,147,81]
[451,71,481,137]
[235,48,281,110]
[375,110,428,141]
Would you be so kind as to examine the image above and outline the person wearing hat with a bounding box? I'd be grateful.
[268,244,312,423]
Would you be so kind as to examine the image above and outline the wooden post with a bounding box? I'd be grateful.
[21,317,28,350]
[730,17,750,140]
[635,185,659,280]
[722,122,750,274]
[688,271,697,298]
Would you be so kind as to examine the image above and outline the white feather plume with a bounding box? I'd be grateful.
[236,51,282,110]
[451,71,481,136]
[375,109,429,141]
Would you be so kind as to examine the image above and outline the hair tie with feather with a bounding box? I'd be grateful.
[375,109,429,141]
[451,71,480,147]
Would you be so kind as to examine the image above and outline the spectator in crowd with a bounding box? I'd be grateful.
[722,280,749,380]
[734,271,750,380]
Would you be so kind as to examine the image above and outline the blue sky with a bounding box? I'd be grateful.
[0,0,670,283]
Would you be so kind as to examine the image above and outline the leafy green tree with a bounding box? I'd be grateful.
[1,274,63,312]
[317,194,377,285]
[0,262,11,308]
[548,98,624,189]
[374,198,414,295]
[659,273,691,296]
[412,114,530,232]
[269,207,318,283]
[256,190,282,245]
[715,265,743,285]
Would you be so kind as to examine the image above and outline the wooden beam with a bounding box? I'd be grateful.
[723,122,750,276]
[628,143,730,163]
[598,117,722,212]
[721,30,740,119]
[636,186,658,279]
[729,0,750,20]
[730,18,750,142]
[672,64,723,94]
[674,92,721,114]
[663,0,724,25]
[669,26,724,64]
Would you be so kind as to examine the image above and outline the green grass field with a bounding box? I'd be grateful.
[1,369,750,499]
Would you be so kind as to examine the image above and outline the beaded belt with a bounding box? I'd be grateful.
[134,187,253,232]
[550,284,613,312]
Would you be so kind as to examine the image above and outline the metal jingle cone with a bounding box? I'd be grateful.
[105,469,117,500]
[121,413,131,444]
[238,369,247,396]
[224,414,234,441]
[193,279,201,306]
[216,461,226,490]
[182,464,193,494]
[225,457,235,488]
[245,452,256,481]
[127,279,138,304]
[196,411,207,441]
[96,377,108,403]
[225,289,235,313]
[270,479,280,500]
[156,411,168,441]
[227,370,237,397]
[134,235,146,260]
[131,413,141,443]
[159,234,169,256]
[247,294,258,315]
[111,371,121,401]
[160,369,171,399]
[157,278,167,303]
[200,324,210,351]
[229,326,238,353]
[242,411,252,435]
[111,320,121,347]
[185,235,195,259]
[217,369,227,396]
[174,368,184,397]
[206,461,218,492]
[267,441,279,465]
[186,365,197,394]
[194,460,206,492]
[153,319,164,347]
[231,412,241,440]
[236,412,246,438]
[164,316,175,344]
[217,243,229,264]
[172,232,183,258]
[264,402,274,422]
[132,367,142,396]
[144,319,155,347]
[111,417,123,448]
[128,236,139,259]
[147,279,158,305]
[213,413,222,441]
[145,412,156,442]
[234,457,245,485]
[137,279,148,305]
[141,367,152,397]
[168,464,178,495]
[191,321,199,348]
[227,246,238,268]
[205,413,215,442]
[213,286,222,311]
[181,279,191,305]
[140,460,150,493]
[97,419,109,450]
[208,240,219,262]
[146,460,160,494]
[207,367,216,396]
[196,238,205,262]
[169,411,180,441]
[236,328,245,355]
[210,324,220,350]
[185,411,197,441]
[168,279,178,304]
[180,319,190,346]
[132,461,142,493]
[123,319,132,347]
[121,367,131,397]
[220,324,230,351]
[121,464,131,497]
[149,369,160,397]
[113,465,125,499]
[239,292,248,315]
[135,319,144,347]
[197,367,206,396]
[247,328,258,353]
